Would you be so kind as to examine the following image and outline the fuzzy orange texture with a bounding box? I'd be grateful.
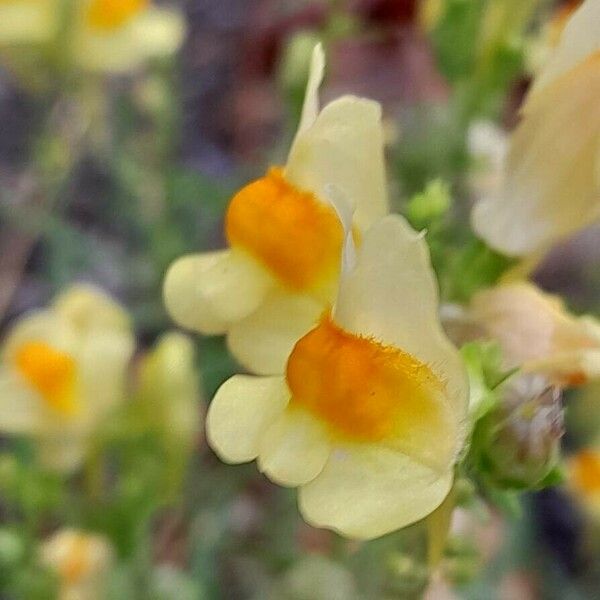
[225,168,344,294]
[14,341,78,415]
[86,0,148,31]
[286,315,444,443]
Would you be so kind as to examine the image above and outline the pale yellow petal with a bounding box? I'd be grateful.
[292,42,325,140]
[0,1,58,44]
[137,331,201,449]
[206,375,289,463]
[286,96,388,232]
[0,368,43,433]
[163,250,274,335]
[78,328,134,427]
[299,444,454,539]
[532,0,600,93]
[2,310,77,359]
[333,215,468,416]
[74,7,184,73]
[257,407,330,486]
[129,7,185,59]
[472,51,600,256]
[227,291,322,375]
[53,284,131,335]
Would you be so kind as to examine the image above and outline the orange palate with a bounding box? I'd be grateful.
[286,315,444,443]
[225,168,344,295]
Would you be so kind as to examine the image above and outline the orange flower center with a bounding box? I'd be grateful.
[86,0,148,31]
[14,341,78,416]
[286,315,445,443]
[60,535,92,585]
[225,168,344,297]
[570,450,600,496]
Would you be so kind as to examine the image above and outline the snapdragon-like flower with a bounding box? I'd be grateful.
[472,0,600,256]
[73,0,185,73]
[40,529,113,600]
[471,282,600,386]
[0,284,134,472]
[0,0,59,45]
[207,215,468,539]
[164,45,389,375]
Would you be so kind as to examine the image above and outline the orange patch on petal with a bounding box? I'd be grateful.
[60,535,92,585]
[286,315,445,443]
[225,168,344,296]
[570,450,600,496]
[14,341,78,416]
[86,0,148,31]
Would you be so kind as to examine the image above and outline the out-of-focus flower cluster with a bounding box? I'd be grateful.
[0,285,202,597]
[0,0,184,75]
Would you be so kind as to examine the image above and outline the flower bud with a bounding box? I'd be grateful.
[473,374,564,489]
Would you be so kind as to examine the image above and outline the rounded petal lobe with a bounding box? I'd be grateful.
[53,284,131,334]
[130,7,186,58]
[299,444,454,539]
[163,250,273,335]
[0,369,43,433]
[227,291,322,375]
[206,375,289,463]
[286,96,388,232]
[258,407,330,486]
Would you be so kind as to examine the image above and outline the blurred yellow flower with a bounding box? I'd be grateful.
[73,0,185,73]
[207,215,468,539]
[0,0,59,45]
[164,44,389,375]
[0,284,134,472]
[40,528,113,600]
[472,0,600,257]
[471,282,600,386]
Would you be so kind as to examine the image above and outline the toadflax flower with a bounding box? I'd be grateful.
[207,215,468,539]
[0,0,59,45]
[0,284,134,472]
[40,528,113,600]
[72,0,185,73]
[470,282,600,386]
[164,44,388,375]
[472,0,600,257]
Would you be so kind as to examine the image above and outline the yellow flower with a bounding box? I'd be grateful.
[472,0,600,257]
[567,448,600,521]
[471,282,600,386]
[0,284,134,472]
[73,0,185,73]
[40,528,113,600]
[0,0,59,45]
[207,215,468,539]
[164,45,389,375]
